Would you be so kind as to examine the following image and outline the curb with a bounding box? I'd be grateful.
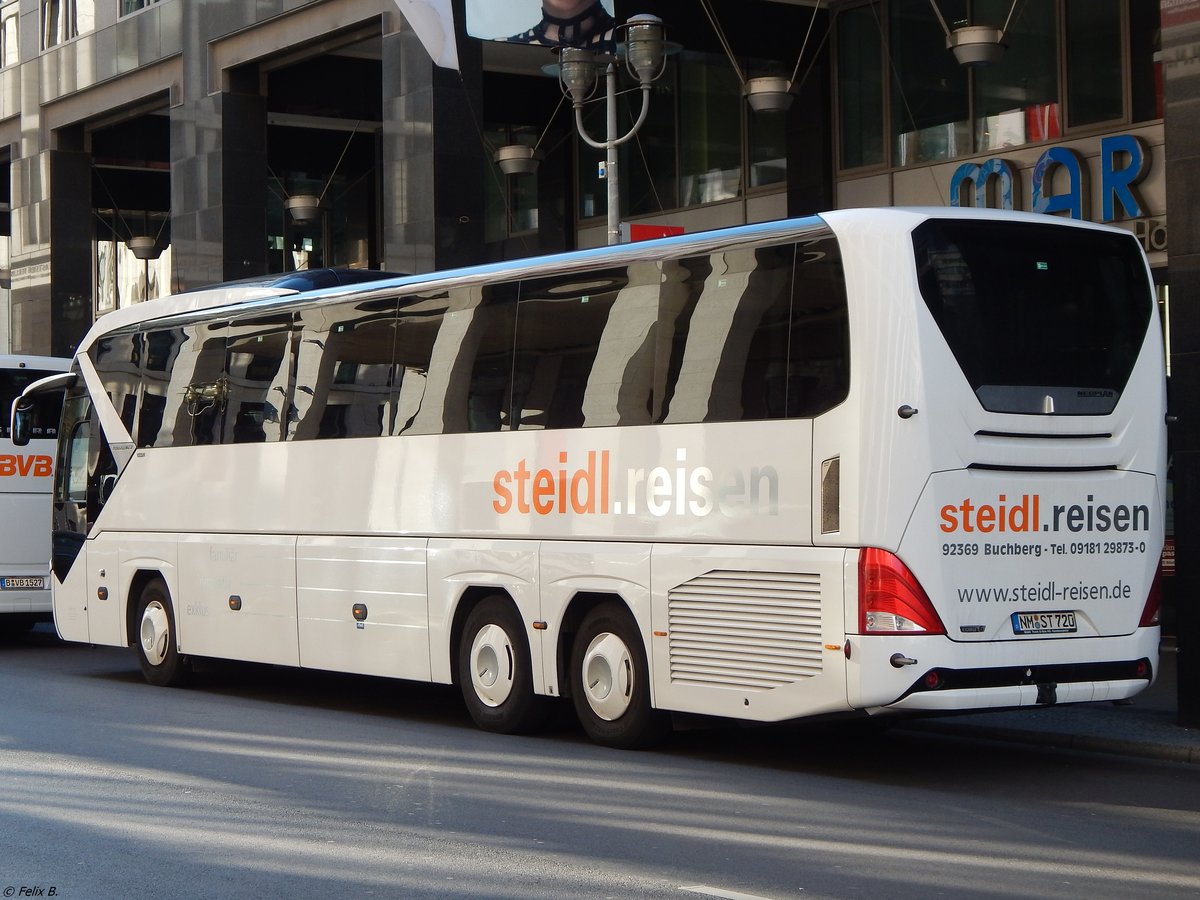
[903,720,1200,765]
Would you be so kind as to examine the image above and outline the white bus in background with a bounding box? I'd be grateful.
[1,355,69,635]
[14,209,1166,748]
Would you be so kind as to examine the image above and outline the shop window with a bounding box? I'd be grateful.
[615,75,678,218]
[95,231,172,313]
[575,54,773,218]
[41,0,95,49]
[1065,0,1123,127]
[572,0,807,221]
[484,125,539,243]
[748,103,788,189]
[679,58,743,206]
[973,0,1058,151]
[890,0,970,166]
[837,2,885,169]
[836,0,1151,170]
[1130,0,1162,123]
[267,125,379,274]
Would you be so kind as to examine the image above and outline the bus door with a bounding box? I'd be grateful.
[52,385,120,644]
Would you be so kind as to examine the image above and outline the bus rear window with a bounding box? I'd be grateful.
[913,220,1153,415]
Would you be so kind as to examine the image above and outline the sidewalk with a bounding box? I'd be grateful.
[900,641,1200,764]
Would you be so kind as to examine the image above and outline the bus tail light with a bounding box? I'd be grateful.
[859,548,946,635]
[1139,568,1162,627]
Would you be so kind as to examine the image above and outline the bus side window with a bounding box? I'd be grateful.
[159,321,229,447]
[463,282,519,433]
[787,236,850,417]
[291,297,401,441]
[225,313,295,443]
[394,294,448,435]
[513,265,631,430]
[91,332,143,435]
[659,244,796,424]
[137,327,183,448]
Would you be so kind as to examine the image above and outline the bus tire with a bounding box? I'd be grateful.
[135,577,191,687]
[458,596,549,734]
[570,602,669,749]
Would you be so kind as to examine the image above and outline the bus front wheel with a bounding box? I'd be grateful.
[136,578,191,687]
[457,596,549,734]
[570,603,669,749]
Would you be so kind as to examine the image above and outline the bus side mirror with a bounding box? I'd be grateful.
[10,397,33,447]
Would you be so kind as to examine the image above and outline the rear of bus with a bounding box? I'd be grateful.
[822,209,1165,715]
[0,356,68,632]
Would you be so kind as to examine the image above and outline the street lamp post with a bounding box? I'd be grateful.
[559,14,666,245]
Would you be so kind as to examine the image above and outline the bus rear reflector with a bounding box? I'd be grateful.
[859,548,946,635]
[1139,568,1162,627]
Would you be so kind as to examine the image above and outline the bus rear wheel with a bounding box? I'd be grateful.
[570,603,669,749]
[136,577,191,687]
[457,596,549,734]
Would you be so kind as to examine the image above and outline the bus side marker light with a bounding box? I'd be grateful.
[824,643,841,651]
[654,630,667,637]
[228,595,242,611]
[533,621,548,630]
[352,604,368,622]
[96,587,108,601]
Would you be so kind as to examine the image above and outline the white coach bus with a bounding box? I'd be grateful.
[1,354,69,633]
[14,208,1165,747]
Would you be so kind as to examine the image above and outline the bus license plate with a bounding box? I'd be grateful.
[1012,611,1077,635]
[0,576,46,590]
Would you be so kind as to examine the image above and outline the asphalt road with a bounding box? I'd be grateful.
[2,625,1199,900]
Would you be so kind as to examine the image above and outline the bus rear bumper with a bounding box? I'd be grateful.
[852,628,1159,714]
[878,676,1149,713]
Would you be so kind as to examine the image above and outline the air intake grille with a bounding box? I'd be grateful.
[667,570,823,690]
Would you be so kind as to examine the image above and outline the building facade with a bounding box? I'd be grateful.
[0,2,1171,354]
[0,0,839,357]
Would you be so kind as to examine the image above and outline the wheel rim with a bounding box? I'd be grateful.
[140,599,170,666]
[469,623,515,708]
[581,632,634,722]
